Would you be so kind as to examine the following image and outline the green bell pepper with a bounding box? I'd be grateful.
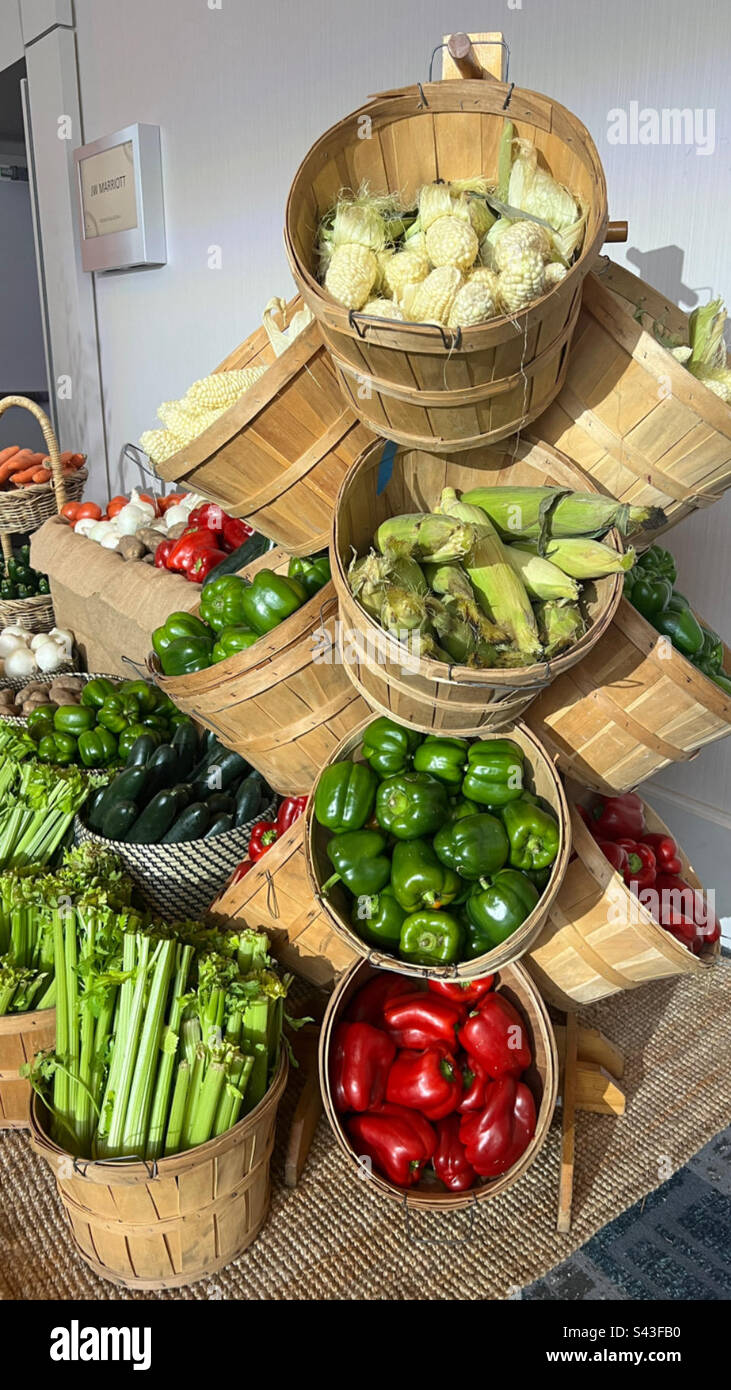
[399,910,464,966]
[97,693,141,734]
[433,812,510,880]
[629,573,672,619]
[152,611,215,659]
[321,829,391,898]
[211,626,259,662]
[159,635,214,676]
[53,705,96,736]
[314,760,378,834]
[77,726,119,768]
[524,865,551,891]
[36,576,50,595]
[376,771,449,841]
[412,735,468,787]
[199,575,251,633]
[238,570,307,636]
[287,553,331,598]
[667,591,690,612]
[351,885,405,948]
[463,869,539,955]
[361,716,422,778]
[696,663,731,696]
[461,739,525,808]
[447,797,482,822]
[80,677,118,710]
[636,545,676,585]
[0,580,15,600]
[37,731,78,765]
[118,723,162,759]
[696,625,724,671]
[652,606,704,657]
[26,704,58,740]
[390,838,462,912]
[116,679,160,714]
[500,797,560,871]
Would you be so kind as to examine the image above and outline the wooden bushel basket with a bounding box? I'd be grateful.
[153,298,374,556]
[332,437,624,735]
[534,261,731,539]
[526,791,719,1010]
[210,817,358,989]
[319,958,557,1210]
[29,1054,288,1290]
[285,82,608,452]
[0,1007,55,1129]
[305,715,571,982]
[149,546,369,794]
[525,596,731,795]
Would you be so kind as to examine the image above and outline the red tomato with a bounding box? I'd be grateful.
[75,501,103,521]
[138,492,157,510]
[158,493,185,513]
[60,501,82,523]
[106,495,128,518]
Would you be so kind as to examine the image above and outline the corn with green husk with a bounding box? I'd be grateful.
[506,545,580,601]
[519,537,636,579]
[438,489,542,658]
[380,587,430,634]
[427,596,478,665]
[423,563,507,643]
[375,513,476,563]
[682,299,731,402]
[535,600,586,657]
[348,552,391,620]
[461,486,666,539]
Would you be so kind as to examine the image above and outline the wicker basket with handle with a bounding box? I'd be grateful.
[285,81,608,452]
[0,395,86,541]
[319,958,557,1210]
[0,1007,56,1130]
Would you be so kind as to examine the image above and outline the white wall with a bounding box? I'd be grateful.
[0,180,47,393]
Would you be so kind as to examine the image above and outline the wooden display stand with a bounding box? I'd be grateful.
[555,1017,625,1232]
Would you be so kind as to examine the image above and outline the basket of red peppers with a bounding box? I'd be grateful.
[153,501,264,583]
[319,959,557,1208]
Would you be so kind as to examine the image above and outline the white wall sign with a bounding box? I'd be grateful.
[73,123,166,272]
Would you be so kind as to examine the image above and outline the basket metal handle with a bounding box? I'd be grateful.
[348,309,461,352]
[73,1153,159,1179]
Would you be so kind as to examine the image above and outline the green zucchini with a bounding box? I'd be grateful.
[234,774,263,826]
[96,765,150,832]
[126,788,183,843]
[86,786,108,833]
[161,802,211,844]
[171,722,199,778]
[125,734,157,768]
[202,532,273,585]
[205,812,234,838]
[143,744,180,801]
[102,800,140,842]
[206,792,235,816]
[192,748,249,799]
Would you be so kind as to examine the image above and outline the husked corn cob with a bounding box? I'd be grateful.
[493,220,553,268]
[544,261,568,288]
[325,243,378,310]
[139,429,179,463]
[438,489,541,658]
[505,545,580,601]
[362,297,404,320]
[426,217,478,273]
[461,486,663,539]
[521,537,636,579]
[186,367,265,408]
[447,277,496,328]
[498,246,546,312]
[401,267,463,325]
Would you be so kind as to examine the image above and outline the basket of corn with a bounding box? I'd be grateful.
[146,298,374,556]
[331,437,658,735]
[285,81,608,452]
[535,261,731,540]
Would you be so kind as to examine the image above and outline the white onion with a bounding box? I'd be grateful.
[100,532,121,550]
[0,631,29,658]
[49,627,74,657]
[163,505,189,529]
[74,518,98,537]
[30,632,51,651]
[4,647,38,678]
[116,503,146,535]
[129,489,156,518]
[89,519,118,543]
[34,640,65,673]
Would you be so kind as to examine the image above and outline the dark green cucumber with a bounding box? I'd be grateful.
[204,812,234,838]
[234,774,263,826]
[125,734,157,768]
[201,532,273,585]
[192,748,250,799]
[206,792,235,816]
[102,800,140,841]
[96,766,150,832]
[126,788,183,843]
[161,802,211,844]
[142,744,180,801]
[86,786,109,833]
[171,722,199,778]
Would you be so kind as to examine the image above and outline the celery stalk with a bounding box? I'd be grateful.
[121,937,176,1157]
[164,1061,190,1156]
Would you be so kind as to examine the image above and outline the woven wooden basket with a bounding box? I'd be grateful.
[305,714,571,981]
[210,817,358,989]
[534,261,731,539]
[153,298,374,557]
[285,81,608,452]
[525,790,720,1010]
[0,591,55,632]
[0,396,85,540]
[149,546,369,794]
[332,437,624,735]
[525,596,731,795]
[29,1053,288,1289]
[319,958,557,1210]
[0,1007,56,1130]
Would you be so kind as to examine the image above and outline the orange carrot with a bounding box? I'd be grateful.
[31,467,52,484]
[0,446,20,466]
[12,464,46,484]
[0,451,32,485]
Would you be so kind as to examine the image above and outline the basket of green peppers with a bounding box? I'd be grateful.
[149,551,331,679]
[305,715,570,979]
[0,544,53,630]
[624,545,731,695]
[25,674,190,771]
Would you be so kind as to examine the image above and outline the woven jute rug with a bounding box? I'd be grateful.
[2,961,730,1301]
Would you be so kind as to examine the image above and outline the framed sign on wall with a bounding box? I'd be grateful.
[73,123,166,272]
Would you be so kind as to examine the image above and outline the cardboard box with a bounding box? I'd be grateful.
[30,515,199,676]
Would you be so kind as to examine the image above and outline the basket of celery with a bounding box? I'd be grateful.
[28,859,290,1288]
[0,726,96,870]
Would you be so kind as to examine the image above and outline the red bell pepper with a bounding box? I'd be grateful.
[331,1022,396,1113]
[385,1044,461,1120]
[222,515,253,550]
[230,858,253,884]
[154,538,176,570]
[167,527,226,582]
[427,977,495,1007]
[276,795,308,835]
[433,1114,476,1192]
[188,502,226,534]
[187,547,227,582]
[457,1055,491,1113]
[346,1102,436,1187]
[383,993,462,1051]
[459,1075,536,1178]
[656,874,721,952]
[597,840,630,875]
[458,993,532,1079]
[249,820,279,861]
[617,838,656,891]
[590,792,645,841]
[640,832,682,875]
[346,974,415,1028]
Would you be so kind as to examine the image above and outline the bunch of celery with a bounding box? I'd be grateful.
[28,886,289,1160]
[0,723,96,870]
